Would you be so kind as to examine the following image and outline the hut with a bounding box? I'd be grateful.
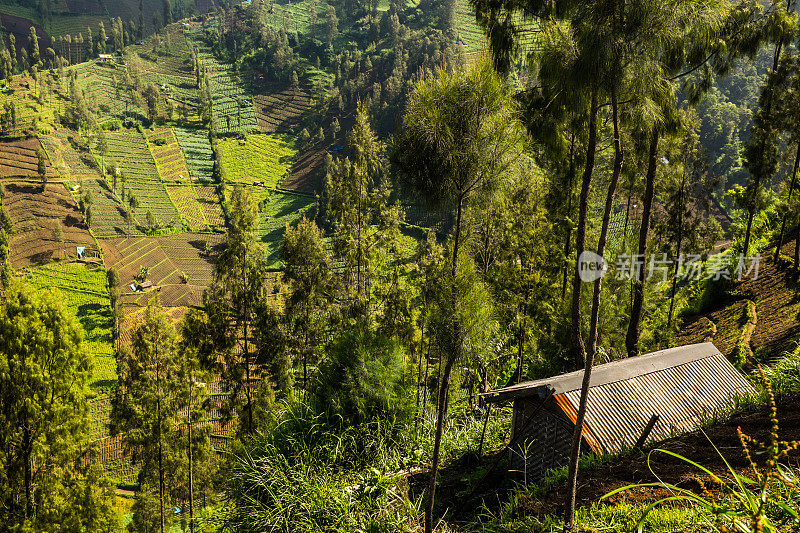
[484,342,755,481]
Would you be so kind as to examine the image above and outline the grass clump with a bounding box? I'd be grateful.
[222,401,419,533]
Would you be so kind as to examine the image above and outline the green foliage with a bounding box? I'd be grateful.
[25,263,116,389]
[313,327,411,427]
[0,282,119,531]
[223,401,419,533]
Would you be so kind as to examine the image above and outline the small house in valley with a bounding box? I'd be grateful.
[484,342,755,482]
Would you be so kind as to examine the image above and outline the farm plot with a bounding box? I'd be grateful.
[0,72,68,136]
[192,48,258,135]
[145,127,192,182]
[166,184,209,231]
[254,84,314,132]
[73,61,144,123]
[100,233,223,308]
[196,186,225,229]
[1,180,98,268]
[101,130,180,229]
[174,126,215,182]
[77,178,141,237]
[218,133,297,188]
[41,131,102,180]
[257,189,316,268]
[257,0,333,36]
[0,138,55,178]
[24,262,116,390]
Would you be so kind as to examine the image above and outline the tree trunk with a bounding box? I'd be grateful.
[157,351,165,533]
[561,131,577,300]
[667,171,688,330]
[563,89,598,529]
[774,143,800,262]
[587,84,623,358]
[424,194,465,533]
[188,385,195,533]
[625,129,659,358]
[744,33,785,257]
[23,415,31,519]
[568,90,598,368]
[424,357,454,533]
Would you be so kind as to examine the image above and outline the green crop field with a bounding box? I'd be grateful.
[73,178,142,237]
[174,126,215,182]
[257,189,316,268]
[166,184,211,230]
[145,126,192,182]
[218,133,297,188]
[24,262,116,390]
[41,130,103,180]
[186,41,258,135]
[72,61,145,123]
[0,71,69,136]
[98,130,180,229]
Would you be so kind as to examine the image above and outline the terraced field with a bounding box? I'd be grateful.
[24,262,116,390]
[101,130,180,228]
[0,73,67,136]
[191,46,258,135]
[196,185,226,229]
[174,126,215,182]
[2,180,97,268]
[100,233,223,308]
[256,189,316,268]
[41,131,103,180]
[166,184,210,230]
[218,133,297,187]
[145,127,192,182]
[77,178,140,237]
[0,138,55,178]
[254,83,314,132]
[73,61,144,123]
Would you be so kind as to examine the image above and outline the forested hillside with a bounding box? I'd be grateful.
[1,0,800,531]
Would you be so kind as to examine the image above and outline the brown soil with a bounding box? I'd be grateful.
[2,180,97,268]
[677,239,800,364]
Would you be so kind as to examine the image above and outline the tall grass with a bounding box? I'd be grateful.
[222,401,421,532]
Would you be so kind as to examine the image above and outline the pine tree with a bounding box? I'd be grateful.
[0,283,118,530]
[27,26,39,66]
[97,22,106,55]
[111,298,184,533]
[163,0,172,25]
[85,27,94,59]
[282,217,331,391]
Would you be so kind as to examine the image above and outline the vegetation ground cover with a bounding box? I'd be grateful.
[218,133,297,187]
[74,177,141,237]
[257,188,316,268]
[24,262,116,389]
[99,232,223,308]
[0,72,68,136]
[41,130,103,180]
[677,239,800,363]
[174,126,215,182]
[99,129,180,228]
[145,126,192,183]
[165,184,212,231]
[1,180,97,268]
[73,61,145,123]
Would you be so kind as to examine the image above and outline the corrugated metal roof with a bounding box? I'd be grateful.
[486,342,729,401]
[488,342,756,454]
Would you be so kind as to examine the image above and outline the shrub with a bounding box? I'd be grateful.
[312,327,411,428]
